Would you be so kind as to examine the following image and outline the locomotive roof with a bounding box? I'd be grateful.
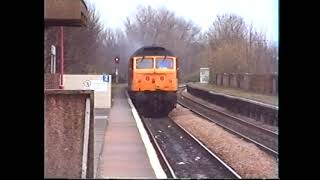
[131,46,174,57]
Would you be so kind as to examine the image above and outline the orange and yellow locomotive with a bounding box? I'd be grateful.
[128,46,179,117]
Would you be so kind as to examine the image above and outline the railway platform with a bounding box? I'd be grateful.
[185,82,278,126]
[189,82,278,107]
[97,85,165,179]
[94,108,109,178]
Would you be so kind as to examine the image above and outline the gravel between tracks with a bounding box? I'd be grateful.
[182,90,278,133]
[169,105,278,179]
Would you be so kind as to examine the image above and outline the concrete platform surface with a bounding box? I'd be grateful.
[97,86,156,178]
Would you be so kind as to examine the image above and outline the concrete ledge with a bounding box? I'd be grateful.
[45,90,94,178]
[45,0,88,27]
[45,90,93,94]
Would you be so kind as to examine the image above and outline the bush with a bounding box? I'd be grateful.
[181,71,200,83]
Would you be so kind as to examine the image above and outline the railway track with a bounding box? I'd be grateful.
[137,112,241,178]
[177,88,278,158]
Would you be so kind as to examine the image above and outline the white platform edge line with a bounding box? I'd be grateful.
[125,91,167,179]
[94,116,108,119]
[208,90,278,109]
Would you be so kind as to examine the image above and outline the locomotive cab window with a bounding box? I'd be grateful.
[156,58,173,69]
[136,58,153,69]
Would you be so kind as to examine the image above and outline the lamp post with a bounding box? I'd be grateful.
[50,45,56,74]
[114,57,119,83]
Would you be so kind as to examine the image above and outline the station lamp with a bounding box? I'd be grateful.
[114,57,120,64]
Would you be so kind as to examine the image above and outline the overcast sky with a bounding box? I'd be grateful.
[88,0,278,43]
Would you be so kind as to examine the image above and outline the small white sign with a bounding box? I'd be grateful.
[103,74,110,82]
[83,80,91,87]
[200,68,210,83]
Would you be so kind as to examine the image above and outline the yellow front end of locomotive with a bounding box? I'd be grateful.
[132,56,178,91]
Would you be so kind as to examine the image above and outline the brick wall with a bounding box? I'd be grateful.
[45,73,60,89]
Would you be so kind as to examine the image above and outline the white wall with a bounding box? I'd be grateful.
[63,74,112,108]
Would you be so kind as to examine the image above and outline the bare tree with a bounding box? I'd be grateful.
[44,6,277,80]
[205,14,278,75]
[123,5,202,78]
